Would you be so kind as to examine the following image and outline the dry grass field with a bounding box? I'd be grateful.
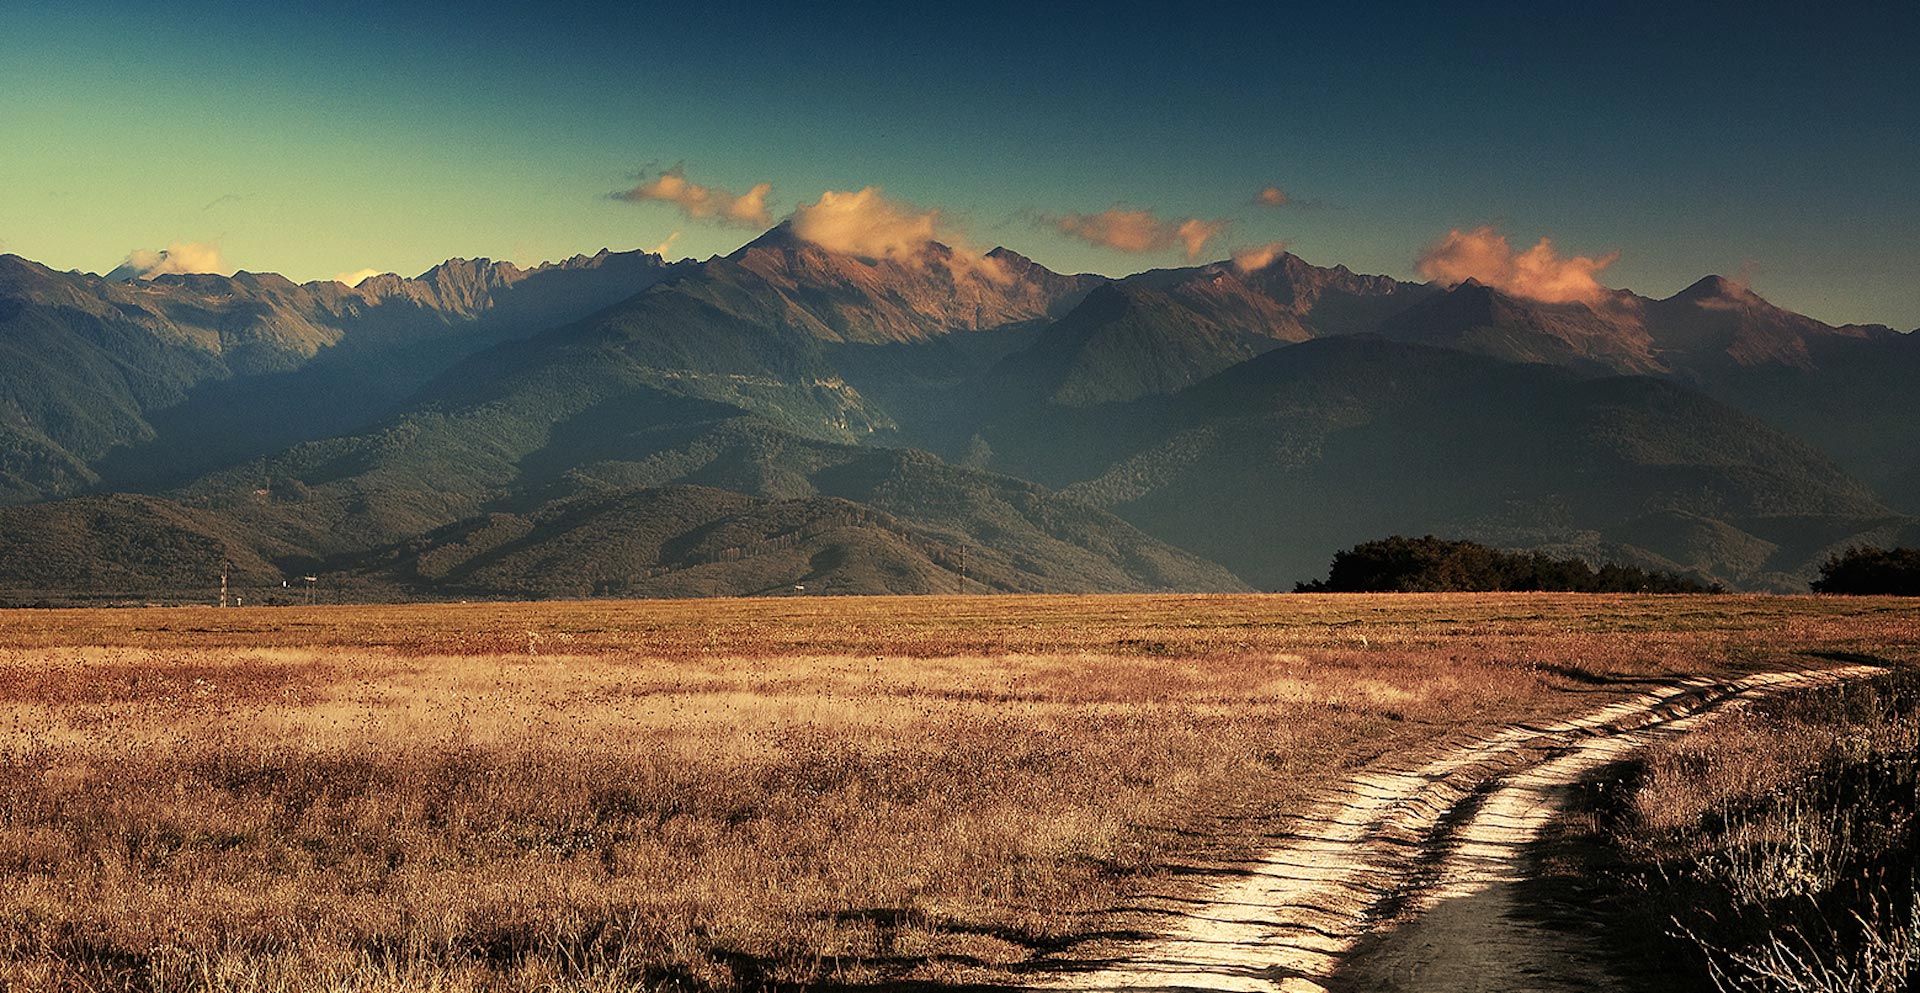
[0,593,1912,992]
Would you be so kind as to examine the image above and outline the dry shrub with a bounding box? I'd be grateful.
[1622,671,1920,992]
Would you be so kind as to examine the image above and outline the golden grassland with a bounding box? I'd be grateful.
[0,593,1913,992]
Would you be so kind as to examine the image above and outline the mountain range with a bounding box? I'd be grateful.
[0,224,1912,602]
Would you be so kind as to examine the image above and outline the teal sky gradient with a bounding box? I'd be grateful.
[1,1,1915,328]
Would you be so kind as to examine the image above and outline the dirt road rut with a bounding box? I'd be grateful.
[1050,664,1885,993]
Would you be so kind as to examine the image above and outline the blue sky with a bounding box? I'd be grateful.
[1,0,1915,327]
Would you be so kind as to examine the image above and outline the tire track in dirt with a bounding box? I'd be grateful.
[1047,664,1886,993]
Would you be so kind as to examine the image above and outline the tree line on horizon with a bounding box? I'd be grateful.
[1294,535,1718,593]
[1299,535,1920,595]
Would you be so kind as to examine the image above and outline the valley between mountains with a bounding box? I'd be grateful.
[2,223,1914,601]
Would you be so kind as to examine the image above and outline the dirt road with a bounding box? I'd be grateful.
[1049,664,1885,993]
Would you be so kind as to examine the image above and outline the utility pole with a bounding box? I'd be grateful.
[958,541,967,595]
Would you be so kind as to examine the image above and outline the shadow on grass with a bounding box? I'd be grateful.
[1533,663,1673,688]
[1803,649,1903,669]
[803,906,1160,993]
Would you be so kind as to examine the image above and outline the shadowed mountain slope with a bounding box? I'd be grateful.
[0,411,1245,601]
[1672,315,1920,513]
[1645,274,1898,370]
[1377,280,1660,374]
[0,494,296,601]
[1377,274,1898,378]
[0,249,687,499]
[352,479,1242,599]
[982,336,1906,591]
[423,226,1104,445]
[1359,275,1918,511]
[978,253,1432,413]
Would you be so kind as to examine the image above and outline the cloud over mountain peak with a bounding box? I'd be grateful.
[107,241,228,281]
[1416,226,1619,305]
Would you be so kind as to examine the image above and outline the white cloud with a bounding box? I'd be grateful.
[1053,208,1228,261]
[107,241,227,280]
[650,231,684,259]
[727,184,772,226]
[787,187,1008,281]
[1231,241,1288,273]
[790,187,944,260]
[1173,218,1228,260]
[613,165,773,228]
[333,268,383,287]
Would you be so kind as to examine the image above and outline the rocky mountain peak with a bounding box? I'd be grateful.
[1670,274,1756,305]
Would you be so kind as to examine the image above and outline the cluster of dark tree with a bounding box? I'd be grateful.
[1810,545,1920,596]
[1294,535,1717,593]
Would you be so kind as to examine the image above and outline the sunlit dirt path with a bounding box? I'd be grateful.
[1043,664,1885,993]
